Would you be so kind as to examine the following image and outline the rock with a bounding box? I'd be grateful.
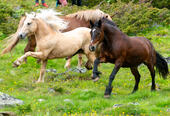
[46,69,57,73]
[71,67,87,73]
[64,99,74,105]
[38,99,45,102]
[0,92,24,108]
[0,112,16,116]
[0,79,3,83]
[128,102,140,105]
[113,104,123,109]
[48,88,55,93]
[112,92,117,95]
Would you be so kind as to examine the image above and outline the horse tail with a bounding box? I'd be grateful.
[1,16,26,55]
[1,34,19,55]
[155,51,169,79]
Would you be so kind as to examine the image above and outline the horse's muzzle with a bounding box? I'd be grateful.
[18,33,26,39]
[89,45,96,52]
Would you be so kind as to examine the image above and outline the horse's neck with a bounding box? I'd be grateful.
[34,19,55,41]
[103,24,123,41]
[102,25,121,50]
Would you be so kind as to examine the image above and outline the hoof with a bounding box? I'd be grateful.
[36,59,41,64]
[64,64,70,69]
[131,90,137,94]
[13,62,20,67]
[93,77,100,82]
[151,89,156,92]
[35,81,44,83]
[104,94,110,98]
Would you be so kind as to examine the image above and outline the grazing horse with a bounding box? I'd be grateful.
[89,18,169,98]
[2,9,112,69]
[13,13,96,83]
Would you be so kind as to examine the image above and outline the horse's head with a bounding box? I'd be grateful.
[18,13,37,39]
[89,19,104,52]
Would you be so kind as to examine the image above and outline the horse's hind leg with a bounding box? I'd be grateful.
[37,60,47,83]
[85,60,92,70]
[130,67,141,93]
[64,58,71,69]
[24,35,36,62]
[84,52,95,70]
[146,63,156,91]
[78,54,83,68]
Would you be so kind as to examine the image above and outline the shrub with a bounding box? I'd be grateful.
[0,0,35,36]
[98,1,170,34]
[0,2,16,35]
[105,0,170,9]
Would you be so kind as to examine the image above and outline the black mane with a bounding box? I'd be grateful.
[101,17,117,27]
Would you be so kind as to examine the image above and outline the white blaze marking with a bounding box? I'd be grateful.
[92,29,96,33]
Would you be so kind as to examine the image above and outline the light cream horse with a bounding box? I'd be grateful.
[13,13,95,83]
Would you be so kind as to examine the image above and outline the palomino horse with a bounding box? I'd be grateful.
[89,18,169,98]
[13,13,96,83]
[2,9,112,69]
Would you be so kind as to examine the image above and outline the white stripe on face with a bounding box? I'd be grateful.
[92,28,96,33]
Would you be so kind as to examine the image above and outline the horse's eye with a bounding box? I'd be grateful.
[27,23,31,25]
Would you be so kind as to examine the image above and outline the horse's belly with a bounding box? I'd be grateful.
[122,62,142,67]
[122,59,143,67]
[47,48,80,59]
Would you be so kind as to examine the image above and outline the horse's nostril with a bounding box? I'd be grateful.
[20,34,23,38]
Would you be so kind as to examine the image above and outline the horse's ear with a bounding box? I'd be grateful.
[98,20,102,28]
[90,20,94,28]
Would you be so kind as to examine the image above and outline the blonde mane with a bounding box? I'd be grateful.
[66,9,112,21]
[36,9,68,31]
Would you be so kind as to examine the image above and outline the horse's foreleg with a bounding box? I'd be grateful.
[104,61,122,98]
[64,58,71,69]
[92,58,101,82]
[78,54,83,68]
[36,60,47,83]
[130,67,141,93]
[13,51,43,67]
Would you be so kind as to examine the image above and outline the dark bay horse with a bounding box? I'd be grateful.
[2,9,112,69]
[89,18,169,98]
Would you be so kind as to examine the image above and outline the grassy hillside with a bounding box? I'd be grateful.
[0,23,169,115]
[0,0,170,115]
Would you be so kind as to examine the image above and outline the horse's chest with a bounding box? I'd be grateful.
[100,50,116,63]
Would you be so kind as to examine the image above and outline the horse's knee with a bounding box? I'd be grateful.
[85,60,92,70]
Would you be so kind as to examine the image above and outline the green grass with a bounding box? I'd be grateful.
[0,24,169,116]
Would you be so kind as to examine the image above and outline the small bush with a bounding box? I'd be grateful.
[0,2,16,35]
[98,1,170,34]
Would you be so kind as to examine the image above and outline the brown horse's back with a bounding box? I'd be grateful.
[121,36,156,67]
